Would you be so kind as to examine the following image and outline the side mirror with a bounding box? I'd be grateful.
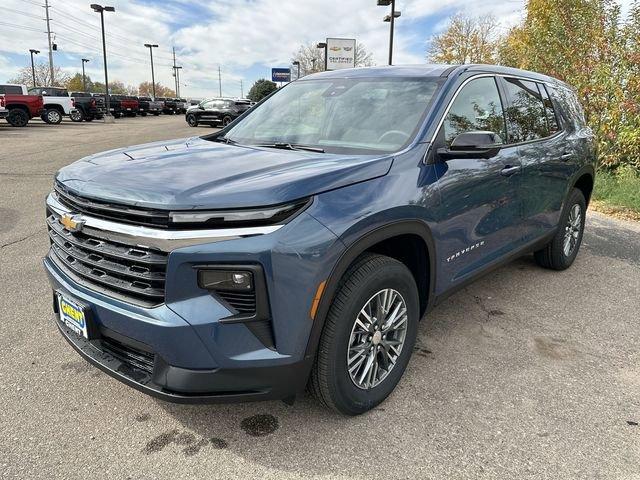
[437,131,503,160]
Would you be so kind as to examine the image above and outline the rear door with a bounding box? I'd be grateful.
[498,77,570,242]
[432,75,524,291]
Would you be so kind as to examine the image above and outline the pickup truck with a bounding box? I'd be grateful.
[69,92,106,122]
[112,95,139,117]
[0,94,6,119]
[137,96,162,116]
[0,84,44,127]
[28,86,77,124]
[176,98,188,114]
[93,94,123,118]
[156,97,178,114]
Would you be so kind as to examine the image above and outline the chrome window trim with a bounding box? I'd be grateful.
[423,72,563,163]
[46,193,283,252]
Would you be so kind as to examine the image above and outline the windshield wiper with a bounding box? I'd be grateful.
[213,136,238,145]
[254,142,325,153]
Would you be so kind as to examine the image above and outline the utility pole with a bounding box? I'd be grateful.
[174,66,182,97]
[172,47,178,96]
[240,80,243,98]
[218,66,222,97]
[44,0,54,85]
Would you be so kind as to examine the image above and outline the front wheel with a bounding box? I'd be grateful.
[70,109,84,122]
[534,188,586,270]
[186,114,198,127]
[43,108,63,124]
[310,254,419,415]
[222,115,233,127]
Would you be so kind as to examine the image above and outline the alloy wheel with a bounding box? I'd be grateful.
[347,288,408,390]
[47,110,62,124]
[563,204,582,257]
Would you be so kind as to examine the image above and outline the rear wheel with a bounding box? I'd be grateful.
[222,115,233,127]
[310,254,419,415]
[70,109,84,122]
[186,114,198,127]
[534,188,586,270]
[6,108,29,127]
[43,108,63,124]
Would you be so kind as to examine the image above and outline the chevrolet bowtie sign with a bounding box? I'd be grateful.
[59,213,86,233]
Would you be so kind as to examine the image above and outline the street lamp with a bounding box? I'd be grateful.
[29,49,40,88]
[90,4,115,122]
[292,60,300,79]
[317,42,327,71]
[377,0,401,65]
[144,43,158,98]
[81,58,90,92]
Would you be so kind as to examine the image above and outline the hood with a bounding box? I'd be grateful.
[55,136,393,209]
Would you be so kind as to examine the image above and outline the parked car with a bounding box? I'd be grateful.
[185,98,251,127]
[93,93,122,118]
[175,98,188,114]
[156,97,178,114]
[188,98,203,106]
[137,96,162,116]
[28,86,77,124]
[69,92,106,122]
[112,95,139,117]
[0,84,44,127]
[44,65,595,415]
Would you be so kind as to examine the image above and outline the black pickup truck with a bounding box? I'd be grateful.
[137,96,162,116]
[92,94,123,118]
[70,92,106,122]
[156,97,178,114]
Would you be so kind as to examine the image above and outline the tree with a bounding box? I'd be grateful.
[291,41,375,77]
[8,61,71,88]
[247,79,277,102]
[498,0,639,170]
[427,14,499,64]
[66,73,94,92]
[138,81,175,97]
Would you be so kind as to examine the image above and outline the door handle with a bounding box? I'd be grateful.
[560,153,573,161]
[500,165,521,177]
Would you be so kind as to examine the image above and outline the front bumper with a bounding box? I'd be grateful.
[43,197,343,403]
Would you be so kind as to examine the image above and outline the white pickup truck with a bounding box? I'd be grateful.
[27,86,77,124]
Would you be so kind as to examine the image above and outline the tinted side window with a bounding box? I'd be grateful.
[443,77,506,146]
[502,78,549,143]
[539,84,559,134]
[0,86,24,94]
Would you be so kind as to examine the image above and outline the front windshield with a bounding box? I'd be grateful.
[221,77,441,154]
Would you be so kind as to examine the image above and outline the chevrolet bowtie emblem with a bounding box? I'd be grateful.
[60,213,85,233]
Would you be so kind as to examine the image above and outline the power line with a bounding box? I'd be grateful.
[0,6,43,19]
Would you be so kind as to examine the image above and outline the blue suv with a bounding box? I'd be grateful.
[44,65,595,415]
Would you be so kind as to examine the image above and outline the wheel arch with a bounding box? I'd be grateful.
[43,103,65,113]
[303,220,436,363]
[573,168,595,206]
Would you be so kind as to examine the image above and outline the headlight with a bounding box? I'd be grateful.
[170,198,310,228]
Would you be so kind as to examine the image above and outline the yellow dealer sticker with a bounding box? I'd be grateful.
[58,294,88,338]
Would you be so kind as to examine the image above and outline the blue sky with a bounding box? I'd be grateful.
[0,0,630,98]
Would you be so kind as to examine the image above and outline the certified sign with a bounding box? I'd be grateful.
[271,68,291,83]
[325,38,356,71]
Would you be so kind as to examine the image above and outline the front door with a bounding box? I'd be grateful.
[431,76,524,293]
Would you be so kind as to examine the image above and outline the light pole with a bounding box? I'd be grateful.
[174,66,182,97]
[377,0,401,65]
[292,60,301,79]
[81,58,90,92]
[29,49,40,88]
[144,43,158,98]
[90,4,116,123]
[316,42,327,71]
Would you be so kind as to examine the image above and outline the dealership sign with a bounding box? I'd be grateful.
[325,38,356,70]
[271,68,291,82]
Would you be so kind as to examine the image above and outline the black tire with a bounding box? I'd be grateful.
[43,108,63,124]
[70,109,84,122]
[6,108,29,127]
[153,112,160,116]
[309,253,419,415]
[140,112,147,117]
[114,113,121,119]
[186,114,198,127]
[534,188,586,270]
[222,115,233,127]
[84,117,93,122]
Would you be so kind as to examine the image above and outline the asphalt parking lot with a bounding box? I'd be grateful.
[1,116,639,479]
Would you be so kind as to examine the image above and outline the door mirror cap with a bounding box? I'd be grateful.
[438,131,504,160]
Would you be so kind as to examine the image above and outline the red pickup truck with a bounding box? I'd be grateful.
[112,95,139,117]
[0,84,45,127]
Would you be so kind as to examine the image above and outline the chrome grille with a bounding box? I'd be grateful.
[46,214,167,307]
